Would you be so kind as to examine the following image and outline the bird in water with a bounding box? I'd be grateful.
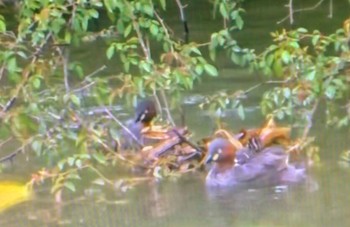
[205,138,306,187]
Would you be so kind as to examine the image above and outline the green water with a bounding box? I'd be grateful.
[1,0,350,226]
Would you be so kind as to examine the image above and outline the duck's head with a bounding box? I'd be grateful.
[134,99,157,125]
[205,138,236,165]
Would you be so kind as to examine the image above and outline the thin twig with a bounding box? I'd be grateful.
[174,0,189,42]
[244,78,292,95]
[2,97,16,112]
[88,165,114,186]
[288,0,294,24]
[94,135,149,169]
[0,138,17,164]
[302,99,319,139]
[171,128,202,153]
[71,65,108,94]
[152,90,163,120]
[0,145,22,163]
[72,81,96,93]
[328,0,333,18]
[103,107,144,148]
[0,63,5,81]
[64,48,70,92]
[56,46,70,92]
[277,0,324,24]
[131,17,150,60]
[0,137,12,148]
[160,89,176,126]
[154,10,174,52]
[84,65,107,79]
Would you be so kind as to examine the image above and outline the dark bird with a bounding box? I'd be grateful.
[120,99,157,150]
[134,99,157,126]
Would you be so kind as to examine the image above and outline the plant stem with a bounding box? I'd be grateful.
[104,107,144,148]
[175,0,189,42]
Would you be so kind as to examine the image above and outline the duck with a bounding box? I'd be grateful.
[205,138,306,187]
[134,99,157,127]
[119,99,157,150]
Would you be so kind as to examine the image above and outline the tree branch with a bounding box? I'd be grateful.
[302,99,319,140]
[277,0,325,24]
[104,107,144,149]
[174,0,189,43]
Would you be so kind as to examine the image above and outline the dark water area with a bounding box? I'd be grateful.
[1,0,350,226]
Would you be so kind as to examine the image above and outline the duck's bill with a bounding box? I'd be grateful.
[205,153,219,164]
[205,155,212,164]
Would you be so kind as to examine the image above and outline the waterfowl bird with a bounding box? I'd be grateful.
[205,138,306,187]
[134,99,157,126]
[120,99,157,150]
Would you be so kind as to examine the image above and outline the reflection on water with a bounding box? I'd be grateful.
[1,169,350,227]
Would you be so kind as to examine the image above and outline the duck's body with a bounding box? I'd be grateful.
[205,138,306,187]
[120,120,144,150]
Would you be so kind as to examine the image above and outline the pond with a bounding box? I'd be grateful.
[1,0,350,226]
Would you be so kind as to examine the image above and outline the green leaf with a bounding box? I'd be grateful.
[281,51,290,64]
[219,3,228,19]
[93,153,106,164]
[297,27,308,33]
[275,109,284,119]
[209,47,216,61]
[67,173,81,180]
[204,64,218,76]
[70,94,81,107]
[235,15,244,30]
[237,104,245,120]
[143,4,154,16]
[32,140,42,154]
[288,41,300,49]
[272,60,283,77]
[32,77,41,89]
[64,181,76,192]
[0,18,6,32]
[106,45,115,59]
[325,85,336,99]
[104,0,117,13]
[51,182,63,194]
[68,157,75,166]
[16,51,27,59]
[159,0,166,10]
[231,52,241,65]
[191,47,201,55]
[312,35,320,46]
[88,9,99,18]
[194,65,203,75]
[124,24,132,37]
[135,77,144,97]
[140,61,151,73]
[305,70,316,80]
[75,159,82,169]
[150,24,158,36]
[64,31,71,44]
[92,178,105,186]
[7,57,17,72]
[58,160,65,171]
